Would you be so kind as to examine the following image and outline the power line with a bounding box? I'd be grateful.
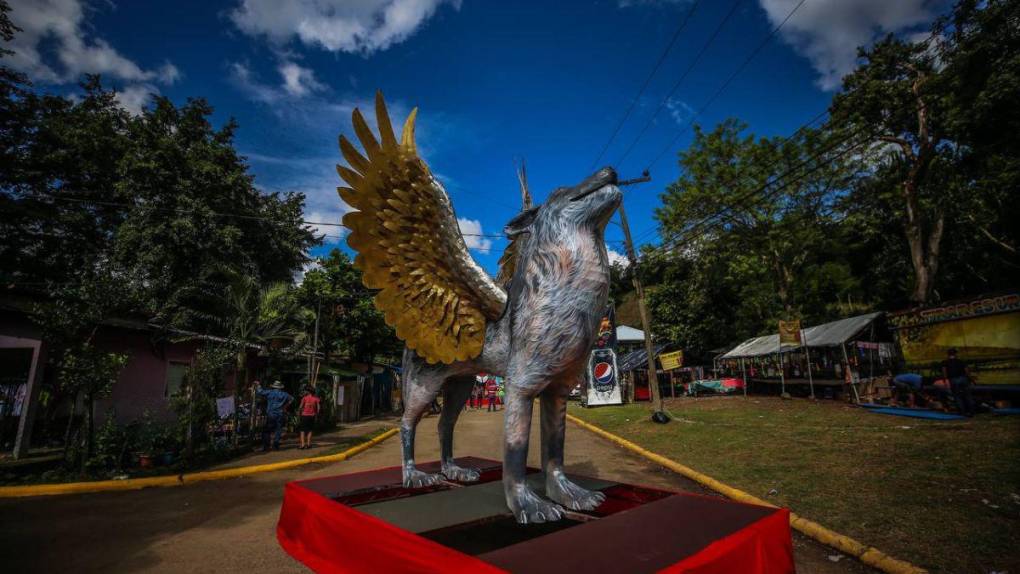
[589,0,702,170]
[652,127,870,255]
[21,194,507,238]
[643,0,810,173]
[628,105,831,247]
[648,127,874,258]
[614,0,744,167]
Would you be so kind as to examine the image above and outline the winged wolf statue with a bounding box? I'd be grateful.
[337,93,621,523]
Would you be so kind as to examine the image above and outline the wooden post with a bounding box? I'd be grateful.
[841,343,861,403]
[617,200,664,416]
[778,338,786,396]
[13,341,46,460]
[802,328,815,399]
[740,357,748,398]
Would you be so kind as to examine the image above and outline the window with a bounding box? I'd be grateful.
[166,362,189,398]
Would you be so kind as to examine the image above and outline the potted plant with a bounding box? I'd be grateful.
[134,413,159,469]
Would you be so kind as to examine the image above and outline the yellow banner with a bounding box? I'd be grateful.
[778,320,802,345]
[660,350,684,371]
[895,311,1020,385]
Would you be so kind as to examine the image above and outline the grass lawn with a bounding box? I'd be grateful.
[570,397,1020,574]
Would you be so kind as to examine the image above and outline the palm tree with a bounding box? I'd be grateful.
[218,272,309,444]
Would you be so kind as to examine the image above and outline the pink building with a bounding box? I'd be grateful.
[0,302,257,459]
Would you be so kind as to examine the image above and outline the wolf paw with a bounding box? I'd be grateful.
[508,486,565,524]
[403,469,443,488]
[546,474,606,511]
[440,463,480,482]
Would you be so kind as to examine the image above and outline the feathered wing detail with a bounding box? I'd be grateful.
[338,92,507,364]
[495,239,522,285]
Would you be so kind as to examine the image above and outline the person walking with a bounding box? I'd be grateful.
[256,380,293,451]
[298,386,321,449]
[485,377,498,412]
[942,348,975,417]
[471,383,481,409]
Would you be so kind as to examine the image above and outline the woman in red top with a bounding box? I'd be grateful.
[298,386,321,449]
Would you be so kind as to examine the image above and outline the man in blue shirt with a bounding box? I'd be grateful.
[257,380,293,451]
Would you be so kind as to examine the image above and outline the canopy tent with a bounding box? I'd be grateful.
[721,312,884,359]
[617,343,670,372]
[616,325,646,343]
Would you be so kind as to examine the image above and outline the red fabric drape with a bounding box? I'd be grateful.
[277,482,505,574]
[661,508,794,574]
[278,478,793,574]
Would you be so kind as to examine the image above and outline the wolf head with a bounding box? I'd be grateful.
[503,167,622,240]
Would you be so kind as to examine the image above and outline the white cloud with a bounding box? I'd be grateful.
[113,84,155,116]
[229,0,461,55]
[759,0,944,90]
[230,59,331,103]
[6,0,178,113]
[304,208,350,242]
[607,249,630,268]
[279,61,325,97]
[457,218,492,254]
[665,97,694,126]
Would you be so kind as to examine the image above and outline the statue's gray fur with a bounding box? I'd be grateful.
[400,167,621,524]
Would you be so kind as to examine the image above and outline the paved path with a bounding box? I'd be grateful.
[0,408,869,573]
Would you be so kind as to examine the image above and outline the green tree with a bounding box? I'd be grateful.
[831,0,1020,305]
[113,96,316,332]
[0,77,133,288]
[298,249,398,365]
[656,121,857,319]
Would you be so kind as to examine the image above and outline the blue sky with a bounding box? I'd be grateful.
[7,0,948,274]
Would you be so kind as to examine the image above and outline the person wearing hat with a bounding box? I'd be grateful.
[255,380,293,451]
[941,348,975,417]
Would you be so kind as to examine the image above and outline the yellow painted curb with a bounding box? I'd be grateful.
[567,414,927,574]
[0,427,399,499]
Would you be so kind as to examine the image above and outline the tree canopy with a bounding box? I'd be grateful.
[643,0,1019,353]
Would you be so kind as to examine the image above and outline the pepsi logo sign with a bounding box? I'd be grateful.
[592,361,615,391]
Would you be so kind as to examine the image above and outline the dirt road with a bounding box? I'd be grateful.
[0,408,869,573]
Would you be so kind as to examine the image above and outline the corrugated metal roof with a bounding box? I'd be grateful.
[616,325,645,341]
[720,312,883,359]
[617,343,669,372]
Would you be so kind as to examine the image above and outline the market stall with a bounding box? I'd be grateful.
[718,312,896,400]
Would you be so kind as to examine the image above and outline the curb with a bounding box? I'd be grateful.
[566,414,927,574]
[0,427,399,499]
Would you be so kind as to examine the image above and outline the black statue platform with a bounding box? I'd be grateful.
[276,457,794,573]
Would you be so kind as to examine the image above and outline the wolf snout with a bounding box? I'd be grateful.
[571,167,618,201]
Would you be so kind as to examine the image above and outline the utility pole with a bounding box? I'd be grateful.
[615,172,667,422]
[308,298,321,385]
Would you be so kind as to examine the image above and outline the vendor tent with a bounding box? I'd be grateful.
[616,325,646,343]
[721,312,883,359]
[617,343,669,372]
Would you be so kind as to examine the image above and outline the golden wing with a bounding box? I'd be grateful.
[337,92,507,364]
[495,238,522,284]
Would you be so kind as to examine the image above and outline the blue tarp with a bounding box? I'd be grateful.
[865,407,966,420]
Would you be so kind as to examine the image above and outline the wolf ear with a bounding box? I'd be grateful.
[504,206,539,237]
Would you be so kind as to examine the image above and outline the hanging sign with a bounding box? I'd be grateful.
[659,350,684,371]
[595,303,618,350]
[586,348,622,406]
[778,320,802,345]
[216,396,236,419]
